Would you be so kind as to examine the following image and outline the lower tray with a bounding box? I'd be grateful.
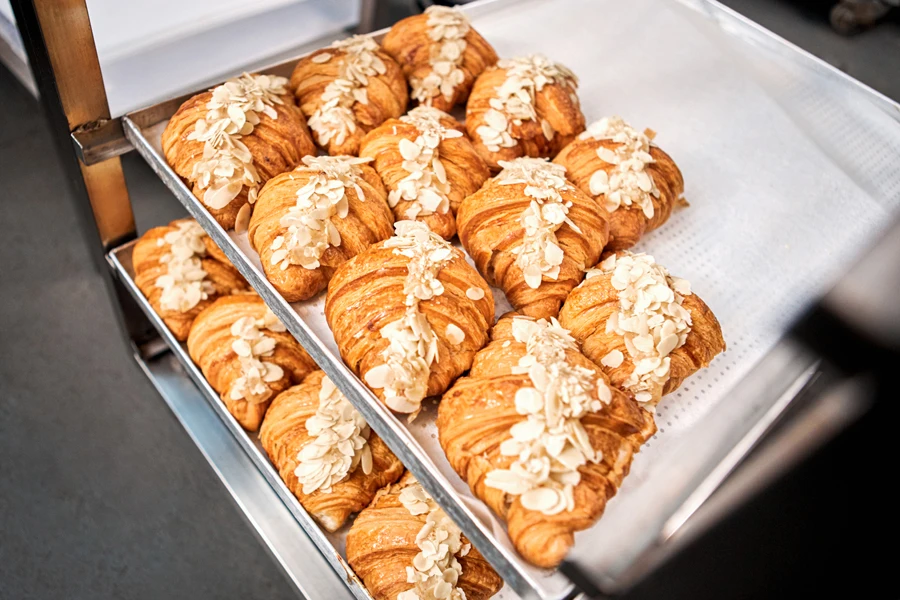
[108,242,372,600]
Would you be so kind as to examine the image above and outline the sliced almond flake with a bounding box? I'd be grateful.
[294,374,371,494]
[496,158,575,290]
[311,52,332,63]
[475,55,577,151]
[410,6,470,105]
[465,287,485,301]
[307,36,384,147]
[592,251,694,406]
[367,222,454,417]
[484,317,604,516]
[398,481,467,600]
[579,116,660,217]
[187,73,287,213]
[227,308,287,404]
[271,155,372,271]
[155,221,216,313]
[388,107,458,219]
[445,323,465,345]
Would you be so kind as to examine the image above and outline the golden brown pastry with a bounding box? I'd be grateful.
[456,157,609,320]
[382,6,498,112]
[187,295,316,431]
[133,218,248,340]
[325,221,494,418]
[259,370,404,531]
[554,117,685,250]
[347,472,503,600]
[247,155,394,302]
[466,55,584,172]
[559,252,725,407]
[359,106,490,240]
[162,73,316,230]
[437,314,656,568]
[290,36,408,156]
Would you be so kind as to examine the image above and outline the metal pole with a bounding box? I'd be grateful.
[11,0,154,347]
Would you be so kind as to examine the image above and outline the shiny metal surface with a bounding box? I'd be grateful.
[71,118,133,166]
[134,351,356,600]
[108,243,372,600]
[118,0,900,597]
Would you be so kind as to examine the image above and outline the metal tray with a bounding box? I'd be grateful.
[108,242,375,600]
[120,0,900,597]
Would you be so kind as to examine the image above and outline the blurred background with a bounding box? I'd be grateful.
[1,0,896,598]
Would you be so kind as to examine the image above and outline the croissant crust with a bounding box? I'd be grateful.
[162,88,315,230]
[346,473,503,600]
[359,110,490,240]
[259,370,404,532]
[382,10,498,111]
[558,265,725,397]
[466,63,585,172]
[555,135,684,250]
[437,315,656,568]
[133,219,248,340]
[456,169,609,319]
[324,235,494,411]
[187,295,316,431]
[248,161,394,302]
[290,41,408,156]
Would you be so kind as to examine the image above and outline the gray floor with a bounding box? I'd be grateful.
[1,2,897,599]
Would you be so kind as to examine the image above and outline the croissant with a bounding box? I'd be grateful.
[437,315,656,568]
[247,155,394,302]
[466,55,584,172]
[359,106,490,240]
[558,252,725,407]
[187,295,317,431]
[133,218,248,340]
[162,73,316,230]
[457,157,609,320]
[554,117,685,250]
[290,36,408,156]
[325,221,494,418]
[382,6,498,111]
[259,370,404,531]
[347,472,503,600]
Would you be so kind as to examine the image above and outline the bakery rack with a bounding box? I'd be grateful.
[11,0,900,598]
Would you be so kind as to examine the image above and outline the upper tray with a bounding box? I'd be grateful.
[121,0,900,597]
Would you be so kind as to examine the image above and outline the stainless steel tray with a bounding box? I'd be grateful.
[120,0,900,597]
[108,242,374,600]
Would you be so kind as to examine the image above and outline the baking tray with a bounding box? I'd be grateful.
[120,0,900,597]
[108,241,375,600]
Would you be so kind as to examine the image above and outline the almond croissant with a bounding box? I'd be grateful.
[457,157,609,320]
[466,55,584,172]
[559,252,725,407]
[359,106,490,240]
[187,295,316,431]
[248,155,394,302]
[347,473,503,600]
[133,219,248,340]
[554,117,685,250]
[325,221,494,418]
[290,36,408,156]
[259,370,404,532]
[437,315,656,568]
[162,73,316,230]
[382,5,498,111]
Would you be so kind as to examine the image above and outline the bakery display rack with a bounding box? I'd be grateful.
[12,0,900,598]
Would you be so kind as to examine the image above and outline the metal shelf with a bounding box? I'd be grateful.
[117,0,900,597]
[108,243,372,600]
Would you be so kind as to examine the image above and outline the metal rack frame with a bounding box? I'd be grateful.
[8,0,898,598]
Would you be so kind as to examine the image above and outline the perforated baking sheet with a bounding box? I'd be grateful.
[123,0,900,597]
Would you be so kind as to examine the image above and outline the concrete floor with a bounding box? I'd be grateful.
[0,1,897,599]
